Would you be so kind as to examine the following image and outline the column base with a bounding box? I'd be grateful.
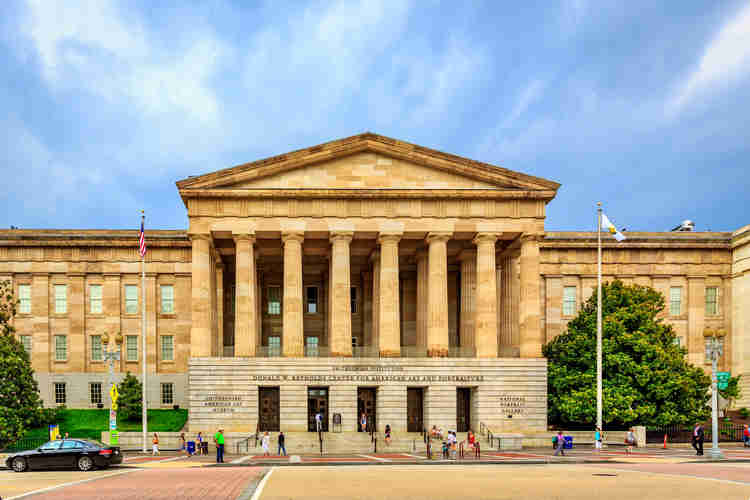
[427,348,449,357]
[379,349,401,357]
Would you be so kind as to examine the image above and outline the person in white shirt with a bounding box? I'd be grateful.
[261,432,270,456]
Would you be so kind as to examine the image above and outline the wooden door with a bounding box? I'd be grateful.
[407,388,423,432]
[456,388,471,432]
[259,387,280,431]
[357,388,377,432]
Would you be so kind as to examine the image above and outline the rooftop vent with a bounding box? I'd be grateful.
[671,220,695,232]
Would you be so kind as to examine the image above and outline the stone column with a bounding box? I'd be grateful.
[458,250,476,352]
[234,235,258,357]
[362,271,373,348]
[474,233,499,358]
[371,251,381,353]
[426,232,451,357]
[519,234,543,358]
[256,262,263,349]
[216,260,224,355]
[688,277,706,367]
[416,250,428,351]
[282,231,304,357]
[330,232,354,356]
[378,235,401,357]
[190,235,212,357]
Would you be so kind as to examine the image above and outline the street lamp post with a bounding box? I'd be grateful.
[102,332,122,445]
[703,327,725,460]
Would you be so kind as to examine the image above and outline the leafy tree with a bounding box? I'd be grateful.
[719,375,742,411]
[543,280,711,427]
[117,372,143,422]
[0,280,45,449]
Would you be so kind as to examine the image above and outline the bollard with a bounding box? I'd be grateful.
[663,433,667,449]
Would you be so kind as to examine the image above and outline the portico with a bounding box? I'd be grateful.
[178,133,559,434]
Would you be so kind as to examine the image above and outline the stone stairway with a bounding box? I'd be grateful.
[246,432,431,455]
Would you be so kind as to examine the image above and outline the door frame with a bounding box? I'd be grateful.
[456,387,472,433]
[357,387,377,432]
[258,386,280,432]
[307,386,329,432]
[407,387,424,433]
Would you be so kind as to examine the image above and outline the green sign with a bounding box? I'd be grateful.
[110,430,119,446]
[717,371,731,390]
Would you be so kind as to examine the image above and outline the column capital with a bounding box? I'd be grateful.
[473,232,500,245]
[378,233,402,245]
[232,233,256,243]
[457,249,477,261]
[426,232,452,244]
[281,231,305,244]
[189,233,212,242]
[330,231,354,243]
[520,233,545,243]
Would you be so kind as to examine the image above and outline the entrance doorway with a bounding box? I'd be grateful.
[307,387,329,432]
[407,388,424,432]
[258,387,280,431]
[456,388,471,432]
[357,388,376,432]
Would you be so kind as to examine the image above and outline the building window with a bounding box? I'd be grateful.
[18,284,31,314]
[91,335,103,361]
[54,382,66,404]
[161,383,174,405]
[126,335,138,361]
[125,285,138,314]
[669,287,682,316]
[351,287,358,313]
[90,382,102,405]
[20,335,32,353]
[90,284,102,314]
[268,336,281,357]
[306,287,318,314]
[705,287,718,316]
[161,335,174,361]
[160,285,174,314]
[54,335,67,361]
[705,337,724,363]
[54,285,67,314]
[305,336,319,357]
[268,286,281,315]
[562,286,577,316]
[352,337,358,348]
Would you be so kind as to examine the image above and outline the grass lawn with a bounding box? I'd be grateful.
[24,409,188,441]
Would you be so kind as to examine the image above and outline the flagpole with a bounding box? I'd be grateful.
[141,210,147,453]
[596,202,603,433]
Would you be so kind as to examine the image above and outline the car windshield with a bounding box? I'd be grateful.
[40,440,62,450]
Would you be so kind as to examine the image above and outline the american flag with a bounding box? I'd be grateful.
[139,219,147,257]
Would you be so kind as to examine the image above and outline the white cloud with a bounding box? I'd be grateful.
[21,0,226,125]
[667,3,750,115]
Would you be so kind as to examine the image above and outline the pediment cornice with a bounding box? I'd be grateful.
[177,134,560,198]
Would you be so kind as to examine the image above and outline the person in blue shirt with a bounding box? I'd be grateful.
[594,427,602,452]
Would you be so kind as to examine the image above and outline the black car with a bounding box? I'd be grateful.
[5,439,123,472]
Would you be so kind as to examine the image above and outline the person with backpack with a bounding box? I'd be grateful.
[152,432,160,456]
[625,428,637,454]
[553,430,565,456]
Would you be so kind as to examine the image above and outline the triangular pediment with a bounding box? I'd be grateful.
[176,133,560,193]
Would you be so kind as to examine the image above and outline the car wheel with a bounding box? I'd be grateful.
[77,455,94,472]
[12,457,27,473]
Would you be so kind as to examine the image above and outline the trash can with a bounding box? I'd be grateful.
[563,436,573,449]
[202,441,209,454]
[187,441,196,455]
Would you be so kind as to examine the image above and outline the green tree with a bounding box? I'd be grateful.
[0,280,45,448]
[543,280,711,427]
[719,375,742,411]
[117,372,143,422]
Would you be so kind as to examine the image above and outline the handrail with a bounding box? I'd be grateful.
[235,432,258,455]
[254,423,259,448]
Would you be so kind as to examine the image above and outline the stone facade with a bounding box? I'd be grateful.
[1,133,749,431]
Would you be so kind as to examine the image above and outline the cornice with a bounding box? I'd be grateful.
[178,188,557,200]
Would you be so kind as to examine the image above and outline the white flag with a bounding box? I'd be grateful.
[601,213,626,242]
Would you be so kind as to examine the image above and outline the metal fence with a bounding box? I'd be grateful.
[646,423,745,443]
[2,437,48,452]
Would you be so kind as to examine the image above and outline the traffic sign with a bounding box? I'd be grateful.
[109,384,119,403]
[717,371,731,390]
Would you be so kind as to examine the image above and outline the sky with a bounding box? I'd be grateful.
[1,0,749,232]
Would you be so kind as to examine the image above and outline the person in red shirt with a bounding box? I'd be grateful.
[743,424,750,447]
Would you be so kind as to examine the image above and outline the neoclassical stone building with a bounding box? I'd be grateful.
[2,133,748,435]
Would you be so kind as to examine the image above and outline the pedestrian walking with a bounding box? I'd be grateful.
[152,432,160,456]
[625,428,636,454]
[278,431,287,456]
[743,424,750,447]
[448,431,457,459]
[196,432,204,455]
[360,411,367,432]
[315,411,322,432]
[214,428,225,463]
[384,424,392,446]
[691,423,704,456]
[262,432,270,456]
[180,432,189,456]
[594,427,602,452]
[553,431,565,456]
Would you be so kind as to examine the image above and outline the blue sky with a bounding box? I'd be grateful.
[1,0,749,232]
